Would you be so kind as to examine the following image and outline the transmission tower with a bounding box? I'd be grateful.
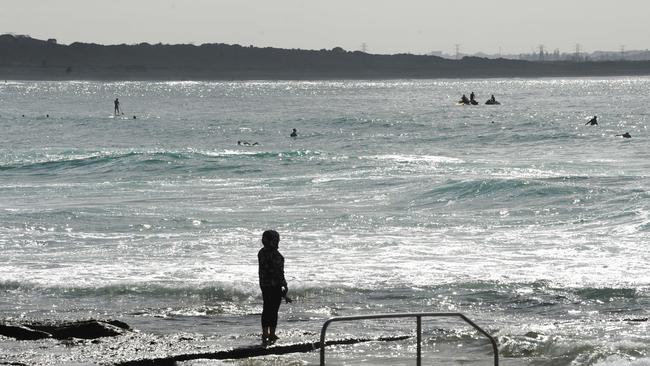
[574,43,581,61]
[620,45,626,60]
[454,44,460,60]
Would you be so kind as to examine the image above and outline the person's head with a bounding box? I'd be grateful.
[292,128,297,132]
[262,230,280,248]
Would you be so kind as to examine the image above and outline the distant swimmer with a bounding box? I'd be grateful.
[585,116,598,126]
[114,98,121,115]
[133,115,137,119]
[469,92,478,105]
[238,140,259,146]
[290,128,297,137]
[616,132,631,138]
[485,94,500,105]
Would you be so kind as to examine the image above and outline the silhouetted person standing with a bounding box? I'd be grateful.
[258,230,289,345]
[586,116,598,125]
[114,98,121,115]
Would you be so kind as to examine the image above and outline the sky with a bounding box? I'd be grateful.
[2,0,649,55]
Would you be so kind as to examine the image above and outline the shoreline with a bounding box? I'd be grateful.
[0,319,410,366]
[3,64,650,82]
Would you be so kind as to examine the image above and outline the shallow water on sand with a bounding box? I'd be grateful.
[0,78,649,365]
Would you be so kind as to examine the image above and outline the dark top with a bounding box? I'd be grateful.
[258,245,287,288]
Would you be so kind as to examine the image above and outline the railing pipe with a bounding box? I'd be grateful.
[319,312,498,366]
[416,315,422,366]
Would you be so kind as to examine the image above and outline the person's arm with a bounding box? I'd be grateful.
[278,254,287,288]
[278,256,292,302]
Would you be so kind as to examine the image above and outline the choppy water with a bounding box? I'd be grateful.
[0,78,649,365]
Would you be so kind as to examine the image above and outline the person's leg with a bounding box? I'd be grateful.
[261,287,272,343]
[268,287,283,341]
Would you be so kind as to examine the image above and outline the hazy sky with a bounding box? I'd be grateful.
[2,0,649,55]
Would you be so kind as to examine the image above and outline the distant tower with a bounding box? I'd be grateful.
[361,42,368,53]
[574,43,582,62]
[454,44,461,60]
[538,45,545,61]
[620,45,626,60]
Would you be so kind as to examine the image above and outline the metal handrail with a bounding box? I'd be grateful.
[319,312,499,366]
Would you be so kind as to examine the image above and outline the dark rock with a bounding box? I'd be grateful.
[524,331,542,339]
[624,317,648,322]
[0,324,52,340]
[105,319,131,330]
[29,320,125,339]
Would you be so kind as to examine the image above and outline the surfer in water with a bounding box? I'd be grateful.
[585,116,598,125]
[114,98,121,115]
[290,128,298,137]
[237,140,259,146]
[616,132,631,138]
[258,230,291,345]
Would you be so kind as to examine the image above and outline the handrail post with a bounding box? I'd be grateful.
[319,318,331,366]
[416,316,422,366]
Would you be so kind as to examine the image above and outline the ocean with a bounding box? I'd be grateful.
[0,78,648,365]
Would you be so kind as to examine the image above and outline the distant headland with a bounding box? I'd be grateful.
[2,34,650,80]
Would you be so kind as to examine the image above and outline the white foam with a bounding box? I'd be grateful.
[593,356,650,366]
[363,154,463,164]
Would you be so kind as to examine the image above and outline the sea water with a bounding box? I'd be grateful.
[0,78,648,365]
